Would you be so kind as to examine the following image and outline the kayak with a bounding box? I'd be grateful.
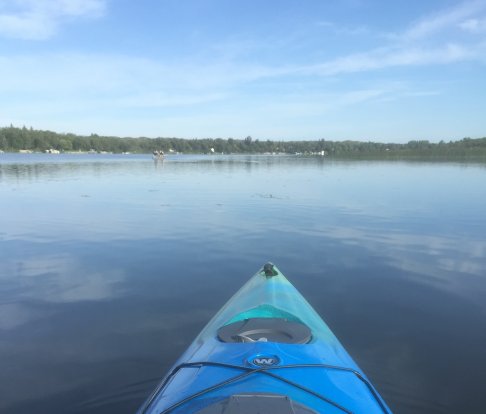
[137,263,393,414]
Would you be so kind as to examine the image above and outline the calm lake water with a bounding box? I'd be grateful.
[1,153,486,414]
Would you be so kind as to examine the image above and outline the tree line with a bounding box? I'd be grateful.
[1,125,486,157]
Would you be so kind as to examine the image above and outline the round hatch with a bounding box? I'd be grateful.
[217,318,312,344]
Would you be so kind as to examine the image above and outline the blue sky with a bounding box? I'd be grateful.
[0,0,485,142]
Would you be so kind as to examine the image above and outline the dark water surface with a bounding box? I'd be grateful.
[1,153,485,414]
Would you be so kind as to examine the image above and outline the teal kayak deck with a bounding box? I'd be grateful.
[137,264,393,414]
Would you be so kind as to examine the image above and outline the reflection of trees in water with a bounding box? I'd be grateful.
[2,153,486,184]
[0,156,152,182]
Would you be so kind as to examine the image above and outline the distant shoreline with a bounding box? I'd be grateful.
[1,126,485,158]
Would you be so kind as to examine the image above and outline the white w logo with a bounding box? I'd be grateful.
[252,357,278,366]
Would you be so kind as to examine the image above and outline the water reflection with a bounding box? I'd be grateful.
[319,224,486,311]
[1,154,486,414]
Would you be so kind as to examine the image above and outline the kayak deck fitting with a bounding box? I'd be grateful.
[137,263,393,414]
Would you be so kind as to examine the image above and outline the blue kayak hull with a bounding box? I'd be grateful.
[137,264,393,414]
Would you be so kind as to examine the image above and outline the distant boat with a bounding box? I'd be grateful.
[153,150,165,160]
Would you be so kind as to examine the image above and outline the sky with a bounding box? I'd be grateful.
[0,0,485,142]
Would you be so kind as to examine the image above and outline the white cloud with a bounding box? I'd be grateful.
[402,0,486,41]
[459,17,486,32]
[51,0,106,16]
[0,0,106,39]
[0,2,484,94]
[115,91,228,108]
[303,2,486,78]
[0,2,485,139]
[206,4,486,82]
[316,20,371,36]
[301,42,481,78]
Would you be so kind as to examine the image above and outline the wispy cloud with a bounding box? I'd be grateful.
[0,0,106,40]
[316,20,372,37]
[208,1,486,82]
[1,2,483,94]
[303,42,482,77]
[402,0,486,41]
[0,1,485,139]
[459,17,486,32]
[300,1,486,78]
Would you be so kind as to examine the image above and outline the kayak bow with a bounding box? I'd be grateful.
[137,263,393,414]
